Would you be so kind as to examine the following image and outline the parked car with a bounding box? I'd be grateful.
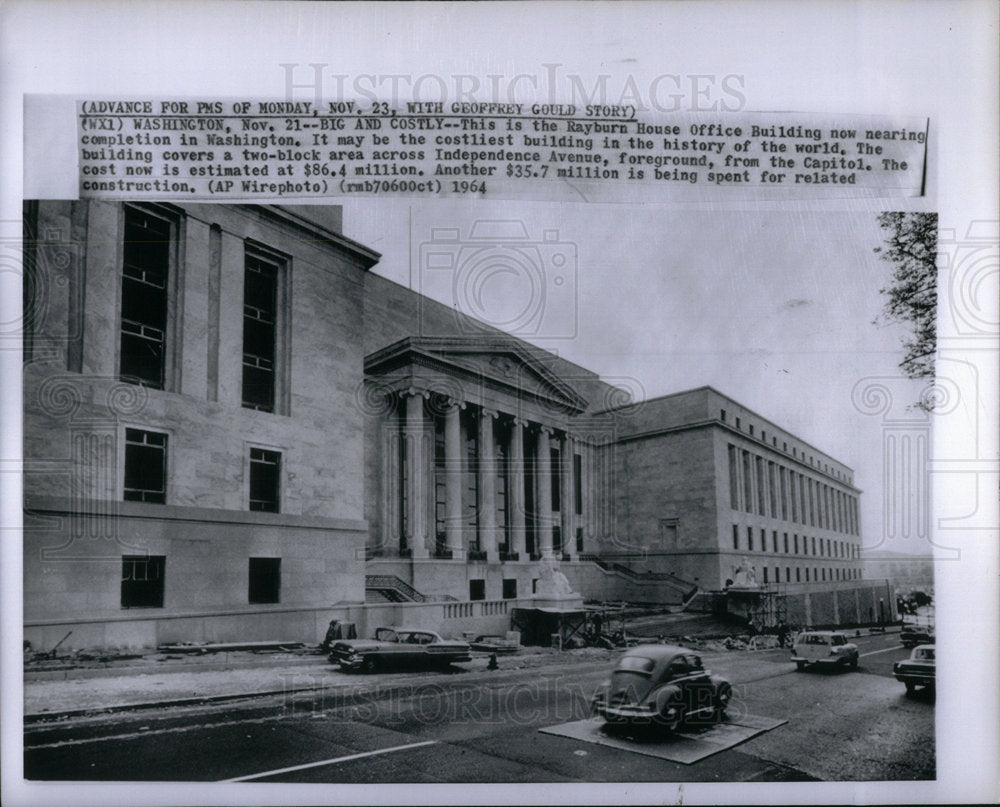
[791,630,859,671]
[469,634,520,654]
[900,625,935,649]
[590,645,732,732]
[893,644,935,693]
[328,627,471,672]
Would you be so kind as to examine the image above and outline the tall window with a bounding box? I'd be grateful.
[242,251,279,411]
[124,428,167,503]
[742,451,753,513]
[249,448,281,512]
[756,456,767,514]
[249,557,281,603]
[732,524,739,549]
[728,445,740,510]
[120,207,171,388]
[121,555,165,608]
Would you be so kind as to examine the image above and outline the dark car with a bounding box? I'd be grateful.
[590,645,732,732]
[900,625,935,649]
[328,627,471,673]
[893,644,935,693]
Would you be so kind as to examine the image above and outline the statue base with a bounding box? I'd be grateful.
[530,593,585,610]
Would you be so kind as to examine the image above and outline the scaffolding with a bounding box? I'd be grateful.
[720,584,789,633]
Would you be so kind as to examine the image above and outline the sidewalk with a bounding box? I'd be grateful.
[22,644,612,722]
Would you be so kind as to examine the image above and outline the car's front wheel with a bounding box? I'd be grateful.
[362,655,380,674]
[795,661,806,671]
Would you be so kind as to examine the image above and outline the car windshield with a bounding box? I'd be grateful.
[831,635,846,646]
[374,628,399,642]
[914,647,935,660]
[617,656,655,674]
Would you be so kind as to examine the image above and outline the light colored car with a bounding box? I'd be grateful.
[791,630,859,671]
[591,645,732,732]
[328,627,471,672]
[893,644,935,693]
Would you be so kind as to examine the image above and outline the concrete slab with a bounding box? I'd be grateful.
[538,713,787,765]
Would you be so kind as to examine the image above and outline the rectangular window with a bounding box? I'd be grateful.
[805,568,810,582]
[768,462,777,517]
[812,536,817,555]
[728,445,740,510]
[576,526,584,553]
[469,579,486,601]
[242,251,279,411]
[249,448,281,512]
[760,527,766,552]
[120,207,171,388]
[785,567,791,582]
[732,524,739,549]
[756,456,767,514]
[121,555,165,608]
[772,530,778,553]
[763,567,768,584]
[720,409,727,422]
[783,532,789,553]
[502,578,517,599]
[124,428,167,503]
[794,534,799,554]
[796,567,801,582]
[747,526,754,551]
[789,471,798,522]
[742,451,753,513]
[248,557,281,604]
[573,453,582,515]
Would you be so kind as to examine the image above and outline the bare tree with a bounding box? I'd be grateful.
[873,212,938,381]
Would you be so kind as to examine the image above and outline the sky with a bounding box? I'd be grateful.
[342,198,930,557]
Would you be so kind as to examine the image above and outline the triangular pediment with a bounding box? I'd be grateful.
[364,336,589,414]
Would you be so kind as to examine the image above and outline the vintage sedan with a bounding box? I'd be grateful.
[791,630,859,671]
[329,627,471,673]
[590,645,732,732]
[893,644,935,693]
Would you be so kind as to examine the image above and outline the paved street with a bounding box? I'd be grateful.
[24,632,932,783]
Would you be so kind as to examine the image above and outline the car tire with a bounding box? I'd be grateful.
[795,661,806,671]
[849,656,858,669]
[660,698,684,733]
[362,655,380,674]
[904,681,916,694]
[714,683,733,719]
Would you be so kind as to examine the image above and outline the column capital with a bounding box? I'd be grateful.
[480,407,500,420]
[511,417,530,429]
[405,386,431,400]
[538,425,554,436]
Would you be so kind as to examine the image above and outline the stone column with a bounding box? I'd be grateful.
[478,408,499,561]
[536,427,553,559]
[562,434,577,560]
[404,390,429,558]
[508,418,527,559]
[444,401,465,559]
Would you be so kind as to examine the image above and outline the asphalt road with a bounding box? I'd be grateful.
[24,631,933,783]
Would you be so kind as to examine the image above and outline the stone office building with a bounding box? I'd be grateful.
[22,201,889,650]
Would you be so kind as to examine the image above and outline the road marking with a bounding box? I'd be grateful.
[219,740,438,782]
[860,645,905,658]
